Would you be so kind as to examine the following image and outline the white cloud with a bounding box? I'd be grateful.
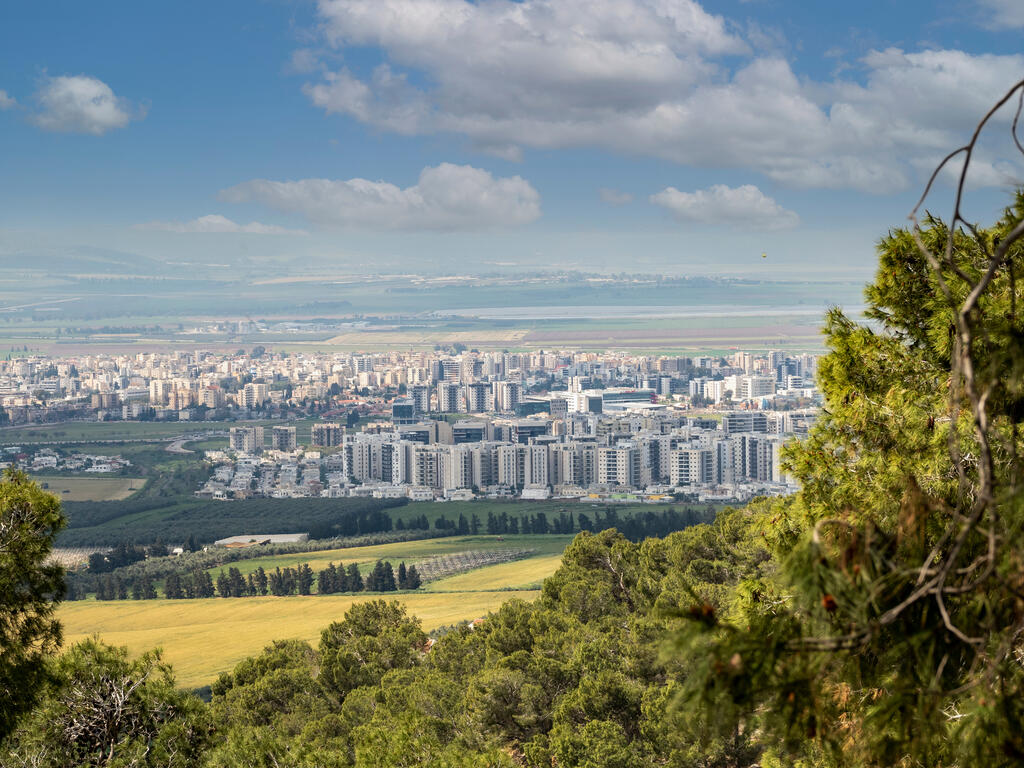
[303,0,1024,192]
[599,188,633,205]
[978,0,1024,27]
[288,48,325,75]
[650,184,799,229]
[137,214,306,235]
[33,75,140,135]
[220,163,541,231]
[0,90,16,110]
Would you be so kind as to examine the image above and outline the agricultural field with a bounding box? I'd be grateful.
[37,476,146,501]
[425,553,564,591]
[58,533,573,687]
[59,591,542,688]
[0,418,314,446]
[201,535,572,581]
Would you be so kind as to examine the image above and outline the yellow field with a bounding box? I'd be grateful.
[425,554,564,591]
[39,476,146,501]
[59,590,539,689]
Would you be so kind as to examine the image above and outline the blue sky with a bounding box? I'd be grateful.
[1,0,1022,278]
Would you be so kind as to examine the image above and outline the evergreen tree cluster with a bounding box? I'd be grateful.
[317,562,365,594]
[87,541,147,573]
[156,570,217,599]
[98,561,426,601]
[361,560,421,591]
[393,513,431,531]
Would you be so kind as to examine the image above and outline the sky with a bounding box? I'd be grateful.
[1,0,1023,278]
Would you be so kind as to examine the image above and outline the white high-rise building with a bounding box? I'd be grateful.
[668,448,713,486]
[492,381,522,412]
[437,381,463,413]
[311,422,344,447]
[597,443,641,487]
[271,426,297,452]
[229,426,264,454]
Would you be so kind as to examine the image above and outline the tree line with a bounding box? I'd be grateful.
[60,495,409,547]
[61,484,715,548]
[65,505,712,599]
[85,560,422,601]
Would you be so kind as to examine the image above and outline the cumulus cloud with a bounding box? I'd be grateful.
[978,0,1024,27]
[137,214,306,235]
[302,0,1024,192]
[650,184,799,229]
[219,163,541,231]
[33,75,140,135]
[599,188,634,205]
[0,90,16,110]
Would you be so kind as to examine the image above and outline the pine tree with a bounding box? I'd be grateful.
[131,580,143,600]
[142,576,157,600]
[255,566,268,596]
[365,561,382,591]
[216,571,230,598]
[346,563,362,592]
[227,567,246,597]
[197,571,215,598]
[269,568,284,596]
[382,562,397,592]
[677,178,1024,763]
[397,561,408,589]
[115,577,127,600]
[164,573,183,599]
[297,564,314,596]
[405,565,421,590]
[282,567,296,595]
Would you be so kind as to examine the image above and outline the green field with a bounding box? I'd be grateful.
[59,590,540,689]
[425,554,564,591]
[0,418,321,446]
[203,534,573,581]
[37,476,147,501]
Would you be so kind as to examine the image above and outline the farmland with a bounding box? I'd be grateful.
[0,418,316,445]
[58,532,573,687]
[37,476,147,501]
[59,589,541,689]
[425,553,564,591]
[199,534,573,580]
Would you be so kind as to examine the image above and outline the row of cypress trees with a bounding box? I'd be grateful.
[95,560,425,599]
